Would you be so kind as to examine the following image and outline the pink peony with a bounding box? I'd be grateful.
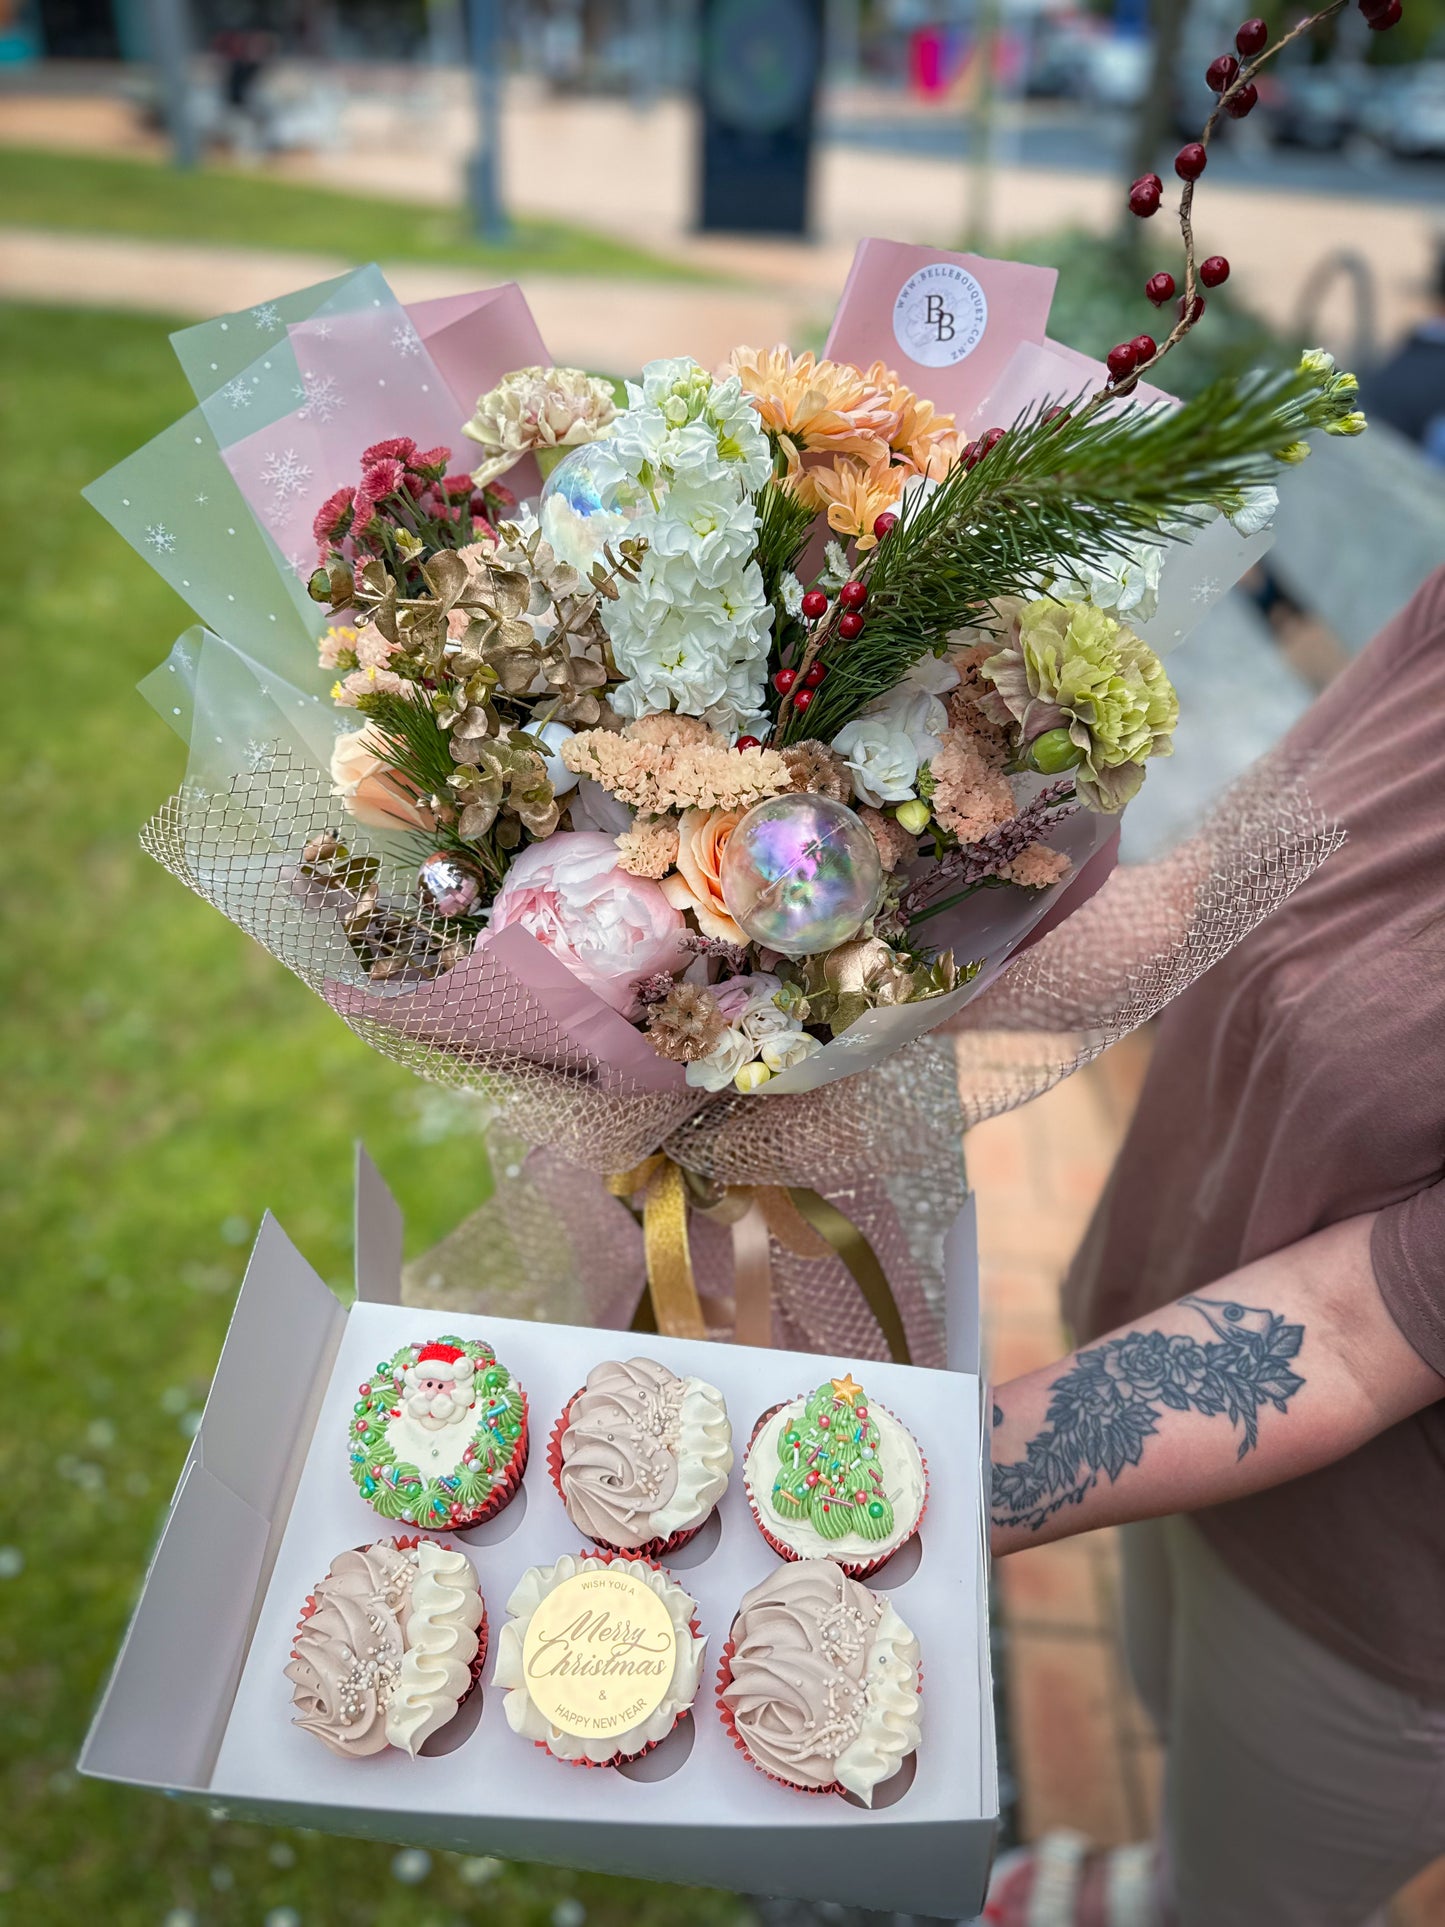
[486,832,690,1014]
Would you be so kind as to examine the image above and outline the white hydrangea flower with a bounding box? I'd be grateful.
[1051,536,1167,624]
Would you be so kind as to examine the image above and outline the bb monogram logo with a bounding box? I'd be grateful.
[893,263,989,369]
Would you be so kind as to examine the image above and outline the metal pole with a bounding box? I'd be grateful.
[144,0,199,170]
[964,0,1001,253]
[466,0,508,241]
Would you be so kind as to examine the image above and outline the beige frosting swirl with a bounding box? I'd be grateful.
[285,1542,414,1758]
[722,1558,921,1802]
[558,1357,731,1549]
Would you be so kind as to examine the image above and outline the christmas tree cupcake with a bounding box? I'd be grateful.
[286,1537,486,1758]
[718,1558,921,1804]
[549,1356,733,1555]
[494,1550,706,1767]
[742,1371,926,1577]
[347,1336,528,1531]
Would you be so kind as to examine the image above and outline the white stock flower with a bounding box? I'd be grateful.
[1224,485,1278,537]
[1051,537,1166,624]
[831,716,922,807]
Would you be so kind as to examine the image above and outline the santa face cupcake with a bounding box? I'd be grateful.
[743,1372,925,1576]
[494,1551,706,1767]
[286,1538,486,1758]
[718,1558,921,1805]
[348,1336,527,1531]
[550,1357,733,1555]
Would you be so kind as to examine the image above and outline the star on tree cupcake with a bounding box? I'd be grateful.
[742,1371,926,1577]
[348,1336,528,1530]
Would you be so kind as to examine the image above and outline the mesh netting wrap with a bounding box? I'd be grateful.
[142,751,1342,1368]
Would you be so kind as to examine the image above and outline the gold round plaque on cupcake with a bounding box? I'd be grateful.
[520,1563,678,1741]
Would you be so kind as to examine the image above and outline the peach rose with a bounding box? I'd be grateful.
[329,728,436,834]
[661,806,746,944]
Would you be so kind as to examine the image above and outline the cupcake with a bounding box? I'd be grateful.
[285,1537,486,1758]
[742,1371,925,1577]
[494,1550,706,1767]
[718,1557,921,1804]
[348,1335,528,1531]
[549,1356,733,1555]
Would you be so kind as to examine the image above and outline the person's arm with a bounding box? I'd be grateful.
[990,1212,1445,1557]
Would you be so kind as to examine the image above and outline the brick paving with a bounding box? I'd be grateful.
[969,1041,1445,1925]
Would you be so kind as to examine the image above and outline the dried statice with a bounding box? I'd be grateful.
[781,739,852,802]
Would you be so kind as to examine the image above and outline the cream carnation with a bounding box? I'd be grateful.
[464,365,617,486]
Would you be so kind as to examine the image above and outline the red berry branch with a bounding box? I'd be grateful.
[1105,0,1401,398]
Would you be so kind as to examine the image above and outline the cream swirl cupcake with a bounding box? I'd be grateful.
[549,1357,732,1554]
[285,1537,486,1758]
[718,1558,921,1804]
[495,1550,706,1766]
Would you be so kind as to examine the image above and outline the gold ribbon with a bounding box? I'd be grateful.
[606,1156,911,1364]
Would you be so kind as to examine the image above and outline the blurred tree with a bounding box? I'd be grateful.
[1122,0,1193,242]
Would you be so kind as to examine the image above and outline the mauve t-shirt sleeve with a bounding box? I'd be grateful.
[1372,1179,1445,1377]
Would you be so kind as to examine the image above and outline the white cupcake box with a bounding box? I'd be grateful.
[80,1150,998,1917]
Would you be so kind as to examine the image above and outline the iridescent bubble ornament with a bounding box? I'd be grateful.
[538,440,648,571]
[418,853,481,919]
[720,794,883,958]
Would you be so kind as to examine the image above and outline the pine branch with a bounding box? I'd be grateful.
[779,361,1330,745]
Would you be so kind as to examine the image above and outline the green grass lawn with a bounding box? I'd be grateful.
[0,302,744,1926]
[0,145,716,283]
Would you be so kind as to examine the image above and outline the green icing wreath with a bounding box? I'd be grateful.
[347,1335,525,1529]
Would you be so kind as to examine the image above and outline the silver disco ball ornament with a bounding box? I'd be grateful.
[720,793,883,958]
[417,853,481,919]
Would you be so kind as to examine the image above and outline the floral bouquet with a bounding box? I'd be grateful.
[92,200,1356,1360]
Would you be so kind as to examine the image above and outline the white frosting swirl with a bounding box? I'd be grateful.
[834,1597,922,1804]
[494,1552,706,1763]
[745,1397,925,1563]
[385,1542,485,1755]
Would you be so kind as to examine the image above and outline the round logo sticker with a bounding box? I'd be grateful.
[521,1566,677,1741]
[893,263,989,369]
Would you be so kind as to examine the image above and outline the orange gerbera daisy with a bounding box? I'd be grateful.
[807,451,907,551]
[727,345,900,464]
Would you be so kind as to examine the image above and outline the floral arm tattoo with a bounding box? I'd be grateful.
[991,1296,1306,1533]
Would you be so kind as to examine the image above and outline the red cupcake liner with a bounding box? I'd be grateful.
[741,1396,929,1582]
[292,1535,490,1750]
[523,1546,703,1771]
[545,1391,705,1560]
[715,1626,924,1802]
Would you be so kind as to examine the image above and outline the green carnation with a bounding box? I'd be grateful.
[982,598,1178,813]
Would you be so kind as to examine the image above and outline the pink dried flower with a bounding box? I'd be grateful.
[441,473,476,501]
[486,481,518,513]
[624,713,717,751]
[929,728,1017,842]
[354,627,399,670]
[313,486,356,548]
[860,806,918,873]
[615,815,681,879]
[318,623,359,670]
[1005,841,1072,889]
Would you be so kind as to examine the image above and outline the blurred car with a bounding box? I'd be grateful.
[1360,64,1445,158]
[1264,65,1359,150]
